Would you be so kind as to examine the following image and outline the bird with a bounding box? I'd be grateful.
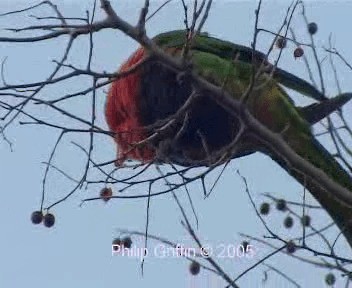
[105,29,352,246]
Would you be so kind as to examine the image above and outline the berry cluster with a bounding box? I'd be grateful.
[259,198,313,255]
[112,236,133,251]
[275,22,318,59]
[31,210,55,228]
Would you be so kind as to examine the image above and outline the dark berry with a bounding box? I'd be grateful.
[122,236,132,249]
[308,22,318,35]
[31,210,43,224]
[260,202,270,215]
[284,216,294,229]
[276,199,287,211]
[43,213,55,228]
[325,273,336,286]
[301,215,311,227]
[189,261,200,275]
[286,240,296,254]
[276,37,287,49]
[112,238,122,251]
[241,241,249,252]
[294,47,304,58]
[100,187,113,202]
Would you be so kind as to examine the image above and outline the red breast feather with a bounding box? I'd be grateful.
[105,47,155,165]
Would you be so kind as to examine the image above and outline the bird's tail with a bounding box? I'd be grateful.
[298,93,352,125]
[271,135,352,247]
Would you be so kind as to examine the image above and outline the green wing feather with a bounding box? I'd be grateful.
[153,30,327,101]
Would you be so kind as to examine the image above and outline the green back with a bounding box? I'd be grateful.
[153,30,326,101]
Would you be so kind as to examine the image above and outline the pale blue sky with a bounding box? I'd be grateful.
[1,1,352,287]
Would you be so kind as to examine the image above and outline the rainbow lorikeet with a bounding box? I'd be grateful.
[105,30,352,245]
